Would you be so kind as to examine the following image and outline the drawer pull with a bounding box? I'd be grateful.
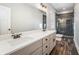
[45,39,48,41]
[53,39,55,42]
[46,46,48,48]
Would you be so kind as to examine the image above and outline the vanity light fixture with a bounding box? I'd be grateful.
[40,3,47,12]
[40,3,47,9]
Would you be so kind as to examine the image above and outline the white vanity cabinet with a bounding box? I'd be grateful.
[10,32,56,55]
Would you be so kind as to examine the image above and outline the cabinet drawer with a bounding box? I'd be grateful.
[49,37,56,44]
[31,47,42,55]
[10,39,42,55]
[43,37,49,44]
[50,34,56,44]
[43,42,50,53]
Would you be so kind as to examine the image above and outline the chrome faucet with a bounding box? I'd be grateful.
[11,33,22,39]
[8,28,22,39]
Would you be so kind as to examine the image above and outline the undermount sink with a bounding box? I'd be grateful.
[8,36,34,46]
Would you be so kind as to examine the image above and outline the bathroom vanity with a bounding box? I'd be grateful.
[0,30,56,55]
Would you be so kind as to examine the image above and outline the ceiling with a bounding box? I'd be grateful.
[51,3,74,12]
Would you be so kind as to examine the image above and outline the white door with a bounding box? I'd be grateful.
[0,5,11,35]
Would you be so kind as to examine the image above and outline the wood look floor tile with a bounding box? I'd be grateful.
[50,37,78,55]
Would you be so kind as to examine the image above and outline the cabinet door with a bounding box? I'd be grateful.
[52,32,56,48]
[43,36,50,44]
[10,39,42,55]
[43,42,50,53]
[49,33,56,52]
[31,47,42,55]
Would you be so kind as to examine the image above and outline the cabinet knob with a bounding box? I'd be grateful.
[53,39,55,42]
[45,39,48,41]
[8,28,11,31]
[46,45,48,48]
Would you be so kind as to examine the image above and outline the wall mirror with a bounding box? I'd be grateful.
[0,3,47,35]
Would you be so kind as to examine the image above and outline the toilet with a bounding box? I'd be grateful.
[56,34,63,41]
